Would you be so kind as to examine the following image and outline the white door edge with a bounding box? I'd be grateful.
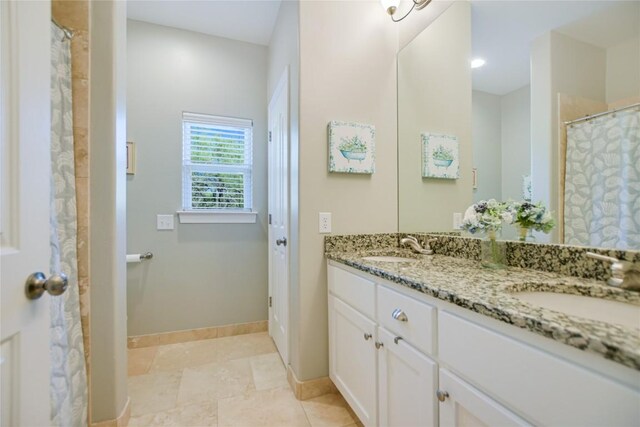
[268,66,290,365]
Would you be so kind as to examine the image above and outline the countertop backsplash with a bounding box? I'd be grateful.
[325,232,640,283]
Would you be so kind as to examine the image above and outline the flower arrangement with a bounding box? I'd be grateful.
[338,136,367,153]
[432,145,454,161]
[510,201,555,234]
[461,199,511,234]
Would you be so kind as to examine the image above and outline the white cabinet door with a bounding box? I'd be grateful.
[329,295,377,426]
[439,369,531,427]
[377,327,437,427]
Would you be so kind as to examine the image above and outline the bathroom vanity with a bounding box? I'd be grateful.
[326,239,640,427]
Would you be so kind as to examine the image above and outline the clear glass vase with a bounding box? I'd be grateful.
[481,230,506,269]
[517,226,536,243]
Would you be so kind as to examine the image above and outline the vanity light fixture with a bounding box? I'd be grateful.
[471,58,486,69]
[381,0,432,22]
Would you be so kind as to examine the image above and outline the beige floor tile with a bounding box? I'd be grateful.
[150,339,220,373]
[249,353,288,391]
[301,393,356,427]
[344,400,363,427]
[214,332,277,362]
[218,387,310,427]
[128,371,182,417]
[150,332,276,373]
[128,400,217,427]
[128,346,158,376]
[177,358,255,405]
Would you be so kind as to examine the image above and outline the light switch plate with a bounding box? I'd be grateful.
[157,214,174,230]
[319,212,332,233]
[453,212,462,230]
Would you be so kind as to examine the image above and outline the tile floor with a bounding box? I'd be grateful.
[128,332,360,427]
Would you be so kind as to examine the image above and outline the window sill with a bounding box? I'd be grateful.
[177,211,258,224]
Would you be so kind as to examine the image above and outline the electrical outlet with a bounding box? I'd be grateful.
[319,212,332,233]
[453,212,462,230]
[157,214,174,230]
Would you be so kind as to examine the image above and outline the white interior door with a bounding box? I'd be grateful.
[1,2,53,425]
[268,68,289,364]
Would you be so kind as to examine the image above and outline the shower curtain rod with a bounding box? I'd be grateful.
[51,18,74,40]
[564,102,640,126]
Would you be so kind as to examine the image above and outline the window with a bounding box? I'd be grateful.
[181,112,253,214]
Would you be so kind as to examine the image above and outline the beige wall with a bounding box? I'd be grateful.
[397,0,454,50]
[472,90,502,203]
[398,1,472,232]
[606,35,640,104]
[126,20,269,336]
[296,0,398,380]
[89,0,128,422]
[501,85,531,202]
[471,85,531,240]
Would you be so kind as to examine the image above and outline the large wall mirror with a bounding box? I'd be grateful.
[398,0,640,250]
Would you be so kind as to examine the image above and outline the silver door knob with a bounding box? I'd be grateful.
[276,237,287,246]
[363,333,372,341]
[375,341,384,349]
[25,272,68,300]
[436,390,449,402]
[392,308,408,322]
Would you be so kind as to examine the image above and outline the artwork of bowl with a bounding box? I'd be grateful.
[433,159,453,167]
[340,150,366,161]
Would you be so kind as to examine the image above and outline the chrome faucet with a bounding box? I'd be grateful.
[400,235,436,255]
[586,252,640,292]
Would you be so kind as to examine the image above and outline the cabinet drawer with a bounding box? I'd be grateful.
[439,311,640,426]
[377,285,436,355]
[328,265,375,318]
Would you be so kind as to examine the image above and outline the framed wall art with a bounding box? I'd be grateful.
[328,121,375,174]
[422,132,459,179]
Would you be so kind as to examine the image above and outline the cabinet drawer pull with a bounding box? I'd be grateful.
[375,341,384,349]
[392,308,408,322]
[436,390,449,402]
[363,333,372,341]
[394,336,403,344]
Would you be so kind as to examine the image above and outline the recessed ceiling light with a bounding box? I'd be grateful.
[471,58,486,69]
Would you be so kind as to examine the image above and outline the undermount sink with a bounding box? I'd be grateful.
[362,256,417,263]
[512,291,640,329]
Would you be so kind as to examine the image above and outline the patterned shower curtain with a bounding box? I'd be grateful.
[564,108,640,249]
[50,23,89,427]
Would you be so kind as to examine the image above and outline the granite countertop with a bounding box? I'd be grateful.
[326,248,640,371]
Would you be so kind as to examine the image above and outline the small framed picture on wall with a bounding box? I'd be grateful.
[127,141,136,175]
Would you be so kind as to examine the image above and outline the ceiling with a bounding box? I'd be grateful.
[471,0,640,95]
[127,0,282,46]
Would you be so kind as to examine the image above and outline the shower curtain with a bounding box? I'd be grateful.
[50,23,88,427]
[564,108,640,249]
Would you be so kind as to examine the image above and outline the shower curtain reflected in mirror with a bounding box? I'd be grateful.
[564,108,640,249]
[50,23,88,427]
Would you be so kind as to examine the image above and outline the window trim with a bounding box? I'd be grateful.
[177,210,258,224]
[181,112,254,216]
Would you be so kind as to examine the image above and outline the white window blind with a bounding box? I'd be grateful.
[182,112,253,211]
